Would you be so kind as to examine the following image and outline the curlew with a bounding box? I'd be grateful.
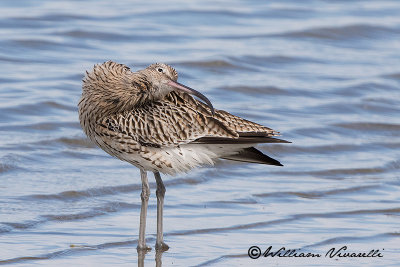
[78,61,290,251]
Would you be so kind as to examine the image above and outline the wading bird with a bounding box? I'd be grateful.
[78,61,289,251]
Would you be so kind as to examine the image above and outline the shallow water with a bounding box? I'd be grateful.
[0,0,400,266]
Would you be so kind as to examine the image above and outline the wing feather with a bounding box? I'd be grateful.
[97,91,286,148]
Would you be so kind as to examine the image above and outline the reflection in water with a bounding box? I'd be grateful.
[137,249,164,267]
[137,249,146,267]
[155,250,163,267]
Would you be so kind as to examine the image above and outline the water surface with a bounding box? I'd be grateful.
[0,0,400,266]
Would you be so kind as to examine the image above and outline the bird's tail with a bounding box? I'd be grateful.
[222,147,283,166]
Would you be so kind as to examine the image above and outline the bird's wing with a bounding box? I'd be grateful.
[97,91,288,147]
[167,92,290,144]
[96,92,237,147]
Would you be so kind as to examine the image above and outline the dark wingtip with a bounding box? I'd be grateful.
[269,158,284,166]
[222,147,285,166]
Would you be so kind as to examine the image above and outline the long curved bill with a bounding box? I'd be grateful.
[167,80,215,116]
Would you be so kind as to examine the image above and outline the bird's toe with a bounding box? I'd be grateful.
[155,241,169,251]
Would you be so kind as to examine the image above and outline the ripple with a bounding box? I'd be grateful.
[267,142,400,157]
[303,233,393,248]
[0,238,140,265]
[0,100,76,118]
[232,54,324,66]
[219,85,290,96]
[0,162,18,174]
[278,167,385,178]
[20,184,142,201]
[278,24,400,41]
[177,59,251,71]
[168,207,400,237]
[14,13,92,22]
[1,220,43,232]
[335,82,398,97]
[0,202,138,234]
[0,55,50,64]
[335,122,400,132]
[254,185,378,199]
[19,176,208,202]
[21,136,96,149]
[56,30,130,41]
[0,121,79,131]
[0,155,20,174]
[11,39,89,50]
[383,72,400,81]
[41,202,137,221]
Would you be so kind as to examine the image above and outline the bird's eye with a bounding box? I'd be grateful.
[157,68,164,73]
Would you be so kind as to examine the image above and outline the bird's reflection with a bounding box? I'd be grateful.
[137,249,146,267]
[155,249,163,267]
[137,248,165,267]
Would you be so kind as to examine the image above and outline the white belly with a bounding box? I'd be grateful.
[117,143,251,175]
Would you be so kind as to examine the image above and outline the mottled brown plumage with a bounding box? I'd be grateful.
[78,60,289,251]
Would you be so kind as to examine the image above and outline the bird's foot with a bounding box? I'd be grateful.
[137,244,152,252]
[155,241,169,251]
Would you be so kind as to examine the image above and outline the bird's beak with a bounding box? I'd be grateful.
[167,80,215,116]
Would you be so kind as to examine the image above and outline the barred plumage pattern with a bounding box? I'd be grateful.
[78,61,287,175]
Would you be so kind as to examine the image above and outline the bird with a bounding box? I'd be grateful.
[78,61,290,251]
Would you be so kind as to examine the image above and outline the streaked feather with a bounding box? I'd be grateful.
[78,61,289,174]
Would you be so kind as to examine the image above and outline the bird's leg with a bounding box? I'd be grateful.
[137,169,151,251]
[154,171,169,251]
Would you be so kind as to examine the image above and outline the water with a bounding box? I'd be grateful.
[0,0,400,266]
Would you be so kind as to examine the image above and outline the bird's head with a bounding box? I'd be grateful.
[81,61,214,115]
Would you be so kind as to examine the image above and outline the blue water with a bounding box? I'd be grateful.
[0,1,400,266]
